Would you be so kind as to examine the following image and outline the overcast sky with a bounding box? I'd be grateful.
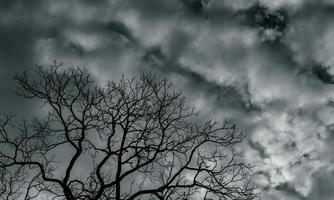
[1,0,334,199]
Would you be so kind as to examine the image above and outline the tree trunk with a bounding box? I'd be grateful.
[64,187,76,200]
[116,182,121,200]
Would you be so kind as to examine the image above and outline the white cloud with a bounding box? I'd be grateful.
[259,0,304,10]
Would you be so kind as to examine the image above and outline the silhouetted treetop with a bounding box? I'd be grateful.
[0,63,255,200]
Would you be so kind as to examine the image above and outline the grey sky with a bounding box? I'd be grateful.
[1,0,334,199]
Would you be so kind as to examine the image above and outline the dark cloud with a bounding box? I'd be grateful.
[248,140,270,159]
[312,64,334,84]
[239,4,289,41]
[179,0,208,15]
[106,20,137,43]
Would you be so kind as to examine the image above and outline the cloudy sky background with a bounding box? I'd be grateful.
[1,0,334,199]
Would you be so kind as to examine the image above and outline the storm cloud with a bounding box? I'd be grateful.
[1,0,334,199]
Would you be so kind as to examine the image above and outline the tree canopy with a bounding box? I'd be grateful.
[0,64,255,200]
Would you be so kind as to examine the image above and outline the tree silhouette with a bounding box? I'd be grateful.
[0,64,255,200]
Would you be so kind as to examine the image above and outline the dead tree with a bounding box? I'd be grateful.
[0,64,255,200]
